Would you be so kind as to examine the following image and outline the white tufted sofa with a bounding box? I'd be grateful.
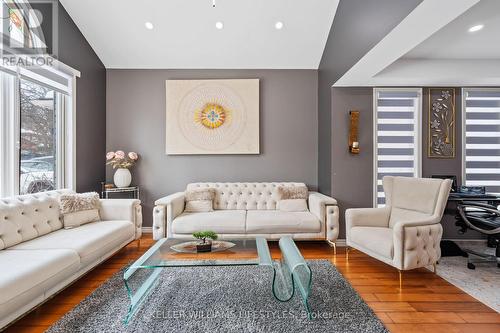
[345,176,452,271]
[0,190,142,329]
[153,182,339,245]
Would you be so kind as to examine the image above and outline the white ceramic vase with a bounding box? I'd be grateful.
[114,168,132,188]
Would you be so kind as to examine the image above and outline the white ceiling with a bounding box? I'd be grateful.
[59,0,339,69]
[334,0,500,87]
[404,0,500,60]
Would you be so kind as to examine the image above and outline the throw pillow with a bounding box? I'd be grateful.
[277,199,308,212]
[277,185,309,200]
[184,188,215,213]
[59,192,100,229]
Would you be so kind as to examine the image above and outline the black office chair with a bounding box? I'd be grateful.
[456,201,500,269]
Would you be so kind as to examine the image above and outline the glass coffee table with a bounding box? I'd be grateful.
[123,237,312,324]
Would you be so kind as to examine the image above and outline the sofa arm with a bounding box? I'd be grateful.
[153,192,185,240]
[308,192,339,242]
[392,219,442,270]
[99,199,143,240]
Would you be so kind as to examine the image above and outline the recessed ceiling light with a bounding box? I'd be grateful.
[468,24,484,32]
[275,21,284,30]
[144,22,154,30]
[215,21,224,30]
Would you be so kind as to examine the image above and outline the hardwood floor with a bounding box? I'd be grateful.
[6,235,500,333]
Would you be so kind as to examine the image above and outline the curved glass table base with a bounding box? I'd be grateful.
[257,237,313,319]
[123,237,312,324]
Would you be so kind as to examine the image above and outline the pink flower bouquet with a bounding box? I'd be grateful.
[106,150,139,169]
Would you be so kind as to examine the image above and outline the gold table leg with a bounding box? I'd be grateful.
[399,270,403,290]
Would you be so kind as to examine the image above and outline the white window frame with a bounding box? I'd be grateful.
[0,59,79,197]
[462,87,500,193]
[373,87,423,207]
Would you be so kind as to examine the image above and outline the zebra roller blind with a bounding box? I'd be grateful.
[374,89,421,207]
[464,89,500,193]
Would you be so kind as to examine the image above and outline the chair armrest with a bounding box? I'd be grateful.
[392,216,442,270]
[153,192,185,239]
[392,215,440,233]
[345,207,391,243]
[99,199,143,239]
[345,207,390,228]
[308,192,337,220]
[308,192,339,242]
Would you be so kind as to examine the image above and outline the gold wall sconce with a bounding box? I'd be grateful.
[349,110,360,154]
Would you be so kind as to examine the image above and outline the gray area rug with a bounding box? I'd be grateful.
[437,241,500,312]
[47,260,388,333]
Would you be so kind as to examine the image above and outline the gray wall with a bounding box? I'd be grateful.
[106,70,318,226]
[331,88,374,239]
[318,0,423,195]
[57,3,107,193]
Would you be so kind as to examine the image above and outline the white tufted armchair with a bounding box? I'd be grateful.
[345,176,452,274]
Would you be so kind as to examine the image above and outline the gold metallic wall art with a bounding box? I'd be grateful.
[349,110,360,154]
[428,88,456,158]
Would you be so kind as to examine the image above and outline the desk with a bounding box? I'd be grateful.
[442,193,500,255]
[448,193,500,205]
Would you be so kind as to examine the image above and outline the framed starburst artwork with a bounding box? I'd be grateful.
[428,88,456,158]
[165,79,259,155]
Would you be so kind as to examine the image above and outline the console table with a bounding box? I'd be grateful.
[101,185,140,199]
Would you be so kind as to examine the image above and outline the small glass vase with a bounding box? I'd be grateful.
[114,168,132,188]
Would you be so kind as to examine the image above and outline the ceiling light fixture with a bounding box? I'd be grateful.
[215,21,224,30]
[468,24,484,32]
[275,21,284,30]
[144,22,154,30]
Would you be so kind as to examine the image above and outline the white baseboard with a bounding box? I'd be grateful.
[334,239,346,247]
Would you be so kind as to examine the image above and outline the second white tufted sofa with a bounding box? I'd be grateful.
[0,190,142,329]
[345,176,451,271]
[153,182,339,245]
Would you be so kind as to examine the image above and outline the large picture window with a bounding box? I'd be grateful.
[373,88,422,207]
[463,89,500,193]
[19,79,58,194]
[0,63,77,197]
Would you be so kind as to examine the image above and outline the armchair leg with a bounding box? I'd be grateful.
[137,239,141,248]
[433,262,437,274]
[326,240,337,255]
[398,270,403,290]
[346,246,350,261]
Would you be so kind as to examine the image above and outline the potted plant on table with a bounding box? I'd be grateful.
[193,231,218,252]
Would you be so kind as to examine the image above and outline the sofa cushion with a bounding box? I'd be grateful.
[10,220,134,264]
[388,207,430,229]
[60,192,101,229]
[349,226,394,259]
[277,185,308,199]
[0,249,80,306]
[172,210,246,234]
[389,177,442,214]
[246,211,321,233]
[277,199,308,212]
